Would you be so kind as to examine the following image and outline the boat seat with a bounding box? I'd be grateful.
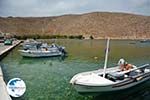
[107,72,124,81]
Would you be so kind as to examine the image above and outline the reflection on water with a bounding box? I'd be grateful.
[94,81,150,100]
[1,39,150,100]
[19,56,67,65]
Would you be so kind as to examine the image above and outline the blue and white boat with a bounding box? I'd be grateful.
[19,42,66,57]
[22,39,42,50]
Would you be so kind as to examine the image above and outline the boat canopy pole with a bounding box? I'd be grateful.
[103,38,110,78]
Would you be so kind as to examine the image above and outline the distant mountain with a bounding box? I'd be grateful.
[0,12,150,39]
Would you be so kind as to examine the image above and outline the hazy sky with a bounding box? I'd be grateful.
[0,0,150,17]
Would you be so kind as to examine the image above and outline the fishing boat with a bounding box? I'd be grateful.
[140,39,150,43]
[23,39,42,50]
[70,39,150,93]
[19,43,66,57]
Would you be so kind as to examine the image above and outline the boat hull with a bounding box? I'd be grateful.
[73,73,150,93]
[19,50,63,57]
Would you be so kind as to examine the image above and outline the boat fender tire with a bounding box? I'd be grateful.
[136,77,143,81]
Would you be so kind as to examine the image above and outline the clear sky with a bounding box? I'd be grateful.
[0,0,149,17]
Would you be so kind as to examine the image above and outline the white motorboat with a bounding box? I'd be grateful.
[23,39,42,50]
[70,39,150,93]
[19,43,66,57]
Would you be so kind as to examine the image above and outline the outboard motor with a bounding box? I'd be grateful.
[59,47,67,55]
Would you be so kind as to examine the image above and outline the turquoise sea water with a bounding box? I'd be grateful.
[1,39,150,100]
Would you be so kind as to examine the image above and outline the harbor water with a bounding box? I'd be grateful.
[1,39,150,100]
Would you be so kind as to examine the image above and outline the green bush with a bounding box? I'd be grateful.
[68,35,84,39]
[14,34,84,40]
[90,35,94,39]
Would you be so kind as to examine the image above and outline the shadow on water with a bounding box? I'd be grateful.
[92,80,150,100]
[19,55,67,65]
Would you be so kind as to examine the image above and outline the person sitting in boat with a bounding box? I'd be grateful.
[118,58,133,71]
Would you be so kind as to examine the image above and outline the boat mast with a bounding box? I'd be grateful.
[103,38,110,78]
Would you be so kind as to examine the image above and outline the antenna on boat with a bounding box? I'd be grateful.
[103,38,110,78]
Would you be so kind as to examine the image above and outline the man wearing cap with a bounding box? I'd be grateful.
[118,58,133,71]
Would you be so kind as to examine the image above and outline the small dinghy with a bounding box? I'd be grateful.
[19,43,66,57]
[140,39,150,43]
[70,38,150,93]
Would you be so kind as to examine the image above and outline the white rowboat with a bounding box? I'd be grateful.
[70,39,150,93]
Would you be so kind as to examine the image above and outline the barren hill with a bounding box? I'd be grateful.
[0,12,150,39]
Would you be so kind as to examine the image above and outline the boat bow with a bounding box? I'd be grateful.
[70,72,114,86]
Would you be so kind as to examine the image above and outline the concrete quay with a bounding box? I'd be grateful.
[0,40,21,100]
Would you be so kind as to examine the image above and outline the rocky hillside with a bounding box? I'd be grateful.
[0,12,150,39]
